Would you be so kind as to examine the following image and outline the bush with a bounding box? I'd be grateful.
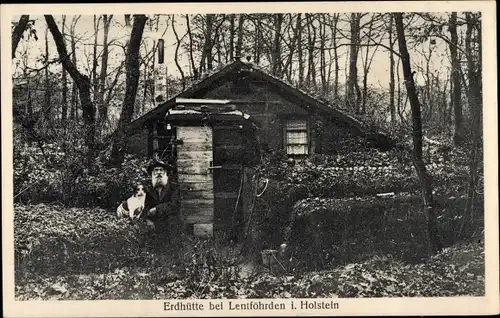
[259,149,469,199]
[67,155,152,208]
[15,240,485,300]
[249,149,471,256]
[281,194,484,272]
[14,203,156,279]
[14,203,256,300]
[14,137,152,208]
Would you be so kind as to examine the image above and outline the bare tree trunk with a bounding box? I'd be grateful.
[347,13,361,113]
[109,14,147,166]
[98,14,112,130]
[297,13,304,88]
[283,14,299,83]
[460,13,482,238]
[45,15,96,163]
[388,14,396,124]
[185,15,199,79]
[236,14,245,58]
[59,16,68,124]
[70,16,80,121]
[272,14,283,77]
[198,15,215,74]
[44,28,52,122]
[124,14,131,27]
[394,12,442,253]
[423,44,434,122]
[449,12,465,146]
[254,18,262,64]
[12,15,30,58]
[206,15,214,71]
[172,16,186,90]
[92,15,101,114]
[396,55,403,121]
[361,16,375,114]
[331,13,339,100]
[319,14,327,95]
[305,14,317,89]
[229,14,235,60]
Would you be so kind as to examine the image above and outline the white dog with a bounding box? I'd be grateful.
[116,183,146,220]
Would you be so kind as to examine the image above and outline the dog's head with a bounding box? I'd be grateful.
[132,183,146,198]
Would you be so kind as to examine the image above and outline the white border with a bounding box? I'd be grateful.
[2,2,498,317]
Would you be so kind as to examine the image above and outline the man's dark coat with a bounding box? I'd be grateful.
[144,182,180,222]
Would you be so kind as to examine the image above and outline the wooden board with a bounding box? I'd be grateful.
[176,126,214,236]
[181,206,213,217]
[181,199,214,209]
[179,182,213,192]
[179,191,214,200]
[185,214,214,224]
[177,150,213,161]
[178,173,213,183]
[177,159,210,175]
[178,141,212,152]
[177,126,211,142]
[214,192,239,199]
[193,224,213,237]
[180,205,214,216]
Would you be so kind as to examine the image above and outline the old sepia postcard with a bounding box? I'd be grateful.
[2,1,499,317]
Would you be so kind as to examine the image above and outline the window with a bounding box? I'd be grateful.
[284,119,309,156]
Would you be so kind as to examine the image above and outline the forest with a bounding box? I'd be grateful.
[11,12,485,300]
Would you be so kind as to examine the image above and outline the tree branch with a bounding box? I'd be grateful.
[12,15,30,58]
[45,15,86,83]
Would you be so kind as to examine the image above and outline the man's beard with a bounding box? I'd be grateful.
[152,174,169,188]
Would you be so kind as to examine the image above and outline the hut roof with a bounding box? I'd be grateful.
[128,59,394,148]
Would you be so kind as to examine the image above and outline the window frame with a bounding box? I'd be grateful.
[282,117,310,157]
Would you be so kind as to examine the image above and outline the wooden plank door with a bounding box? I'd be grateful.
[212,126,245,237]
[176,126,214,237]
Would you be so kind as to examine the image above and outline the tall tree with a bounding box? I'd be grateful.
[460,12,483,237]
[235,14,245,58]
[43,28,52,123]
[69,15,81,120]
[394,12,442,253]
[185,15,199,79]
[271,14,283,77]
[91,15,102,107]
[12,15,30,58]
[448,12,464,146]
[296,13,304,88]
[97,14,113,129]
[229,14,235,60]
[360,14,382,114]
[45,15,96,162]
[388,14,396,124]
[61,15,68,124]
[109,14,148,166]
[331,13,340,100]
[283,14,301,83]
[253,17,263,64]
[305,13,317,88]
[171,15,186,90]
[199,14,214,73]
[319,14,328,94]
[347,13,362,113]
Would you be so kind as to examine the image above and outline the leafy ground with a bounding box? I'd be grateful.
[15,242,484,300]
[13,203,484,300]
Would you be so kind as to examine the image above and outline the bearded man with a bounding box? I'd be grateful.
[144,160,180,231]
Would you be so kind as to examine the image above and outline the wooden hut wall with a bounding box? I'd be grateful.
[192,78,327,154]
